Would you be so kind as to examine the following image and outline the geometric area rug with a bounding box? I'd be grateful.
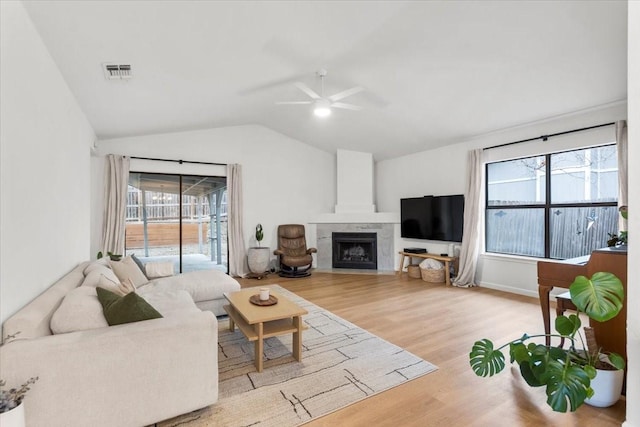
[157,285,438,427]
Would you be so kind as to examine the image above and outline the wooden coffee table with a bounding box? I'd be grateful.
[223,288,308,372]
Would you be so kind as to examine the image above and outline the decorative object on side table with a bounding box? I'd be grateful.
[0,377,38,427]
[469,272,625,412]
[248,223,270,275]
[249,294,278,306]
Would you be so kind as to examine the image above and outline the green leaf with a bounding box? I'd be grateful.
[583,364,597,379]
[555,315,580,336]
[545,361,591,412]
[510,342,530,364]
[519,361,544,387]
[570,273,624,322]
[606,353,626,370]
[470,339,506,377]
[548,346,569,362]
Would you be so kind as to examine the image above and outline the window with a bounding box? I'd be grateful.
[486,145,618,259]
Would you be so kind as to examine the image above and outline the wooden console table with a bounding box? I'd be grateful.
[397,251,457,286]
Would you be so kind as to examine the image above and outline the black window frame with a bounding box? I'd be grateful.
[485,144,618,259]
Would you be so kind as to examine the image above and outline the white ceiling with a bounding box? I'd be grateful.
[23,1,627,160]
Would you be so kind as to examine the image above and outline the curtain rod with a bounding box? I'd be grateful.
[129,156,227,167]
[483,122,615,151]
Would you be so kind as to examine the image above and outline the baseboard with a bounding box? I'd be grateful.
[478,281,572,301]
[477,281,539,299]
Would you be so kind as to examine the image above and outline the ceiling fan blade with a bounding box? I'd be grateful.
[275,101,312,105]
[331,102,363,111]
[294,82,321,100]
[328,86,364,102]
[237,73,306,95]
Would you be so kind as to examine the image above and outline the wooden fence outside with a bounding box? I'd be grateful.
[125,222,227,249]
[486,206,618,259]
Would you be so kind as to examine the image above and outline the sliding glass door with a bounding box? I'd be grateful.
[125,172,227,273]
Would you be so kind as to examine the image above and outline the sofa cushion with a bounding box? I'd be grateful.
[50,287,109,334]
[96,288,162,326]
[109,256,149,287]
[142,269,240,302]
[137,289,200,317]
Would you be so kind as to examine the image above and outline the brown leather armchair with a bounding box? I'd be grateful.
[274,224,317,277]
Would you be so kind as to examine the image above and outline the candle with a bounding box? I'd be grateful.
[259,288,270,301]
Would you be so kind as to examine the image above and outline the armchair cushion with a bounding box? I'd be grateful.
[275,224,317,276]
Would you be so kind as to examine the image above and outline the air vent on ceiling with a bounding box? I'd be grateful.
[103,63,132,80]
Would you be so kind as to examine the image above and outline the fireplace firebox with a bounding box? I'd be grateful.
[332,232,377,270]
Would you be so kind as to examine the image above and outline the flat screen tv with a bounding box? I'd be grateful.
[400,195,464,242]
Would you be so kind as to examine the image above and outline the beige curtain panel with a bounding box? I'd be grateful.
[616,120,628,232]
[227,163,249,277]
[101,154,130,256]
[453,148,483,288]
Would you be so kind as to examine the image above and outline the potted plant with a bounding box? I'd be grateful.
[96,251,122,261]
[0,377,38,427]
[247,224,270,274]
[469,272,625,412]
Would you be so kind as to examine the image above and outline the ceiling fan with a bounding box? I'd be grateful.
[276,69,363,117]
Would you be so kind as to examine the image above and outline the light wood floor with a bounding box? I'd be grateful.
[237,271,626,427]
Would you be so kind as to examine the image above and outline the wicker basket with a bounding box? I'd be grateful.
[420,267,445,283]
[407,264,421,279]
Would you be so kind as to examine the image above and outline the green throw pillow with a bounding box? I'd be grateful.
[96,287,163,326]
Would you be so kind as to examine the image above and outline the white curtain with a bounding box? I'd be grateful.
[101,154,130,256]
[453,148,483,287]
[616,120,628,232]
[227,164,248,277]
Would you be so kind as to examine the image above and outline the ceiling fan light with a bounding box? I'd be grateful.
[313,99,331,117]
[314,106,331,117]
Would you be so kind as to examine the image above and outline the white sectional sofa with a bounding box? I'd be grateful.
[0,259,241,427]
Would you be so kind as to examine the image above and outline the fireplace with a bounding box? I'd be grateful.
[332,232,377,270]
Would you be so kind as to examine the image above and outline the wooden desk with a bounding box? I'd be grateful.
[397,251,457,286]
[537,248,627,361]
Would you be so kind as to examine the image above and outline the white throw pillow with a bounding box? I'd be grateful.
[82,267,121,293]
[83,257,112,275]
[144,261,174,279]
[50,287,109,334]
[110,256,148,287]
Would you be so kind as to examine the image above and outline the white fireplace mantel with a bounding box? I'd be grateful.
[310,212,399,224]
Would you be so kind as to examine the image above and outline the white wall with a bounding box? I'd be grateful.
[0,1,95,324]
[376,102,627,297]
[623,3,639,426]
[94,125,336,266]
[335,149,375,213]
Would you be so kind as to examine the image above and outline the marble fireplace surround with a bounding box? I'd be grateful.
[315,222,395,271]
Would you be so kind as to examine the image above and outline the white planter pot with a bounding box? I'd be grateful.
[0,402,25,427]
[247,247,270,274]
[585,367,624,408]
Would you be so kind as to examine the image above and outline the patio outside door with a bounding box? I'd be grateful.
[125,172,228,273]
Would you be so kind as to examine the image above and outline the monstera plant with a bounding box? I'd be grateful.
[470,272,625,412]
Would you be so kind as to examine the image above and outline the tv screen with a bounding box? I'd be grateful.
[400,195,464,242]
[400,197,431,239]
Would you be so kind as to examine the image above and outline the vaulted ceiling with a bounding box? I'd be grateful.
[23,1,627,160]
